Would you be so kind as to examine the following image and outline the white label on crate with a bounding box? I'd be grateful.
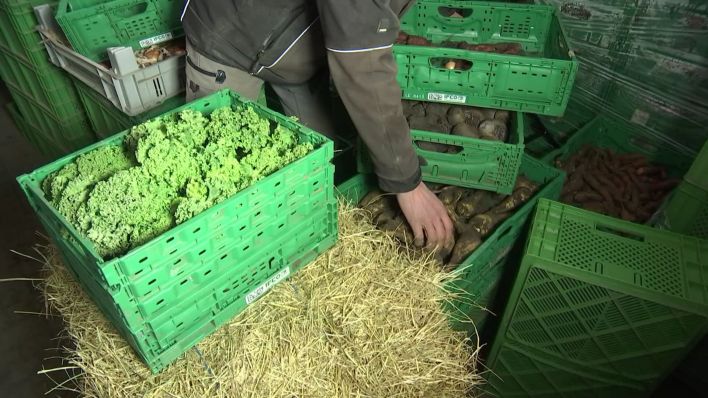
[245,267,290,305]
[427,92,467,104]
[139,32,174,48]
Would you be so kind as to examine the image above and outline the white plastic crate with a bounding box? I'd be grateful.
[35,4,184,116]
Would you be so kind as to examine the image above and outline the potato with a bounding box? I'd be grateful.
[494,110,510,122]
[447,107,466,125]
[482,108,497,119]
[468,212,509,237]
[407,115,430,131]
[360,189,385,208]
[438,185,466,206]
[403,101,426,118]
[455,190,502,218]
[424,102,450,118]
[451,122,480,138]
[462,108,485,125]
[492,187,533,213]
[374,208,397,226]
[449,230,482,265]
[478,119,508,141]
[379,216,415,246]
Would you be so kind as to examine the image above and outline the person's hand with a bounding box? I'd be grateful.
[396,182,454,250]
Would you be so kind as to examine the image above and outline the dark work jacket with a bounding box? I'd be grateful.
[182,0,421,192]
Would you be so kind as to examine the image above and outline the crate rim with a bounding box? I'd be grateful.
[17,89,334,267]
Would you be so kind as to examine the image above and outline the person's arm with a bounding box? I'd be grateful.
[316,0,453,249]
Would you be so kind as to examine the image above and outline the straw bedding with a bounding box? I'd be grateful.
[39,204,482,397]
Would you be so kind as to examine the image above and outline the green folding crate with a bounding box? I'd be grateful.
[539,115,696,176]
[17,89,337,372]
[8,85,95,158]
[0,0,56,66]
[6,101,53,158]
[337,154,565,335]
[74,79,185,139]
[684,140,708,192]
[396,1,578,116]
[55,0,184,62]
[653,141,708,240]
[486,198,708,397]
[358,111,525,194]
[0,47,84,115]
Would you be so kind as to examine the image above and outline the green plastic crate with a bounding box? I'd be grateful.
[539,115,696,175]
[0,47,84,115]
[8,85,95,158]
[654,140,708,239]
[684,140,708,191]
[17,89,337,372]
[396,1,578,117]
[74,79,185,139]
[6,101,53,158]
[358,111,525,194]
[655,181,708,240]
[55,0,184,62]
[0,0,55,66]
[337,154,565,335]
[486,199,708,397]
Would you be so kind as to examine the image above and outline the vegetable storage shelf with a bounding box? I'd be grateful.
[54,0,184,62]
[358,109,525,195]
[395,0,578,117]
[337,154,565,336]
[17,90,338,372]
[485,198,708,398]
[35,4,184,116]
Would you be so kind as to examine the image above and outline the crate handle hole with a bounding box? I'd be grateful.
[438,6,472,18]
[596,225,645,242]
[414,140,462,154]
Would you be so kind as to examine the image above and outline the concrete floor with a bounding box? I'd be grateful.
[0,86,75,397]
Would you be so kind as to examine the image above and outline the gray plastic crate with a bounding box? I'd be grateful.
[34,4,184,116]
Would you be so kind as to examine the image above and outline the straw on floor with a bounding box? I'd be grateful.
[40,204,482,397]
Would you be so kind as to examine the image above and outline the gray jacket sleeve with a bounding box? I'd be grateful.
[316,0,421,193]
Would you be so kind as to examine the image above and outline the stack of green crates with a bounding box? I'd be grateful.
[0,0,95,159]
[18,90,338,372]
[485,199,708,397]
[74,80,185,139]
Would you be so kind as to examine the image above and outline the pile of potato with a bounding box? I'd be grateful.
[557,145,679,223]
[359,177,538,269]
[403,100,511,153]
